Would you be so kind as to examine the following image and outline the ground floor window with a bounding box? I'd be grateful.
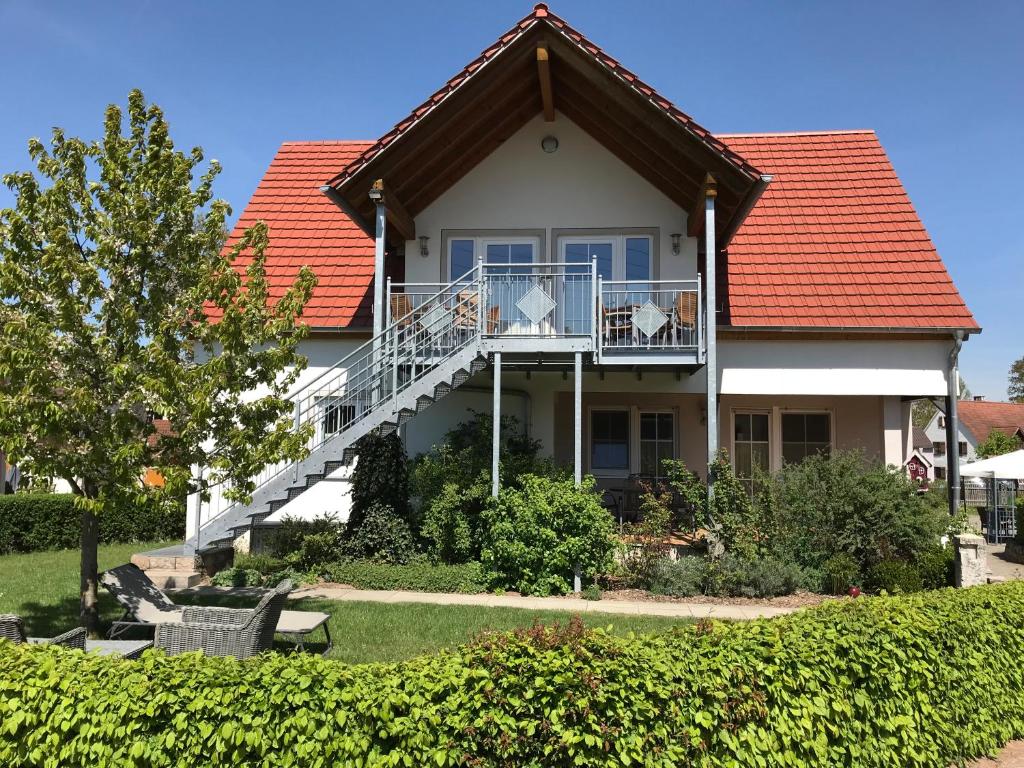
[590,410,630,475]
[733,412,770,494]
[639,412,675,478]
[935,467,946,480]
[319,397,356,437]
[781,412,831,464]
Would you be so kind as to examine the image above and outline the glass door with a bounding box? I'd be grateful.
[482,239,537,335]
[562,240,612,335]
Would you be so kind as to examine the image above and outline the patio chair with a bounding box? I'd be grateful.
[101,564,332,653]
[154,579,292,659]
[601,302,633,347]
[0,614,86,649]
[672,291,698,347]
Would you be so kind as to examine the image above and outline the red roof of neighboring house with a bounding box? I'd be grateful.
[223,141,375,329]
[720,131,977,330]
[956,400,1024,443]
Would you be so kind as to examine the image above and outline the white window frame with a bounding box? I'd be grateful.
[557,234,654,281]
[779,409,835,466]
[445,234,542,281]
[588,407,632,478]
[731,409,771,491]
[637,409,676,479]
[729,408,836,476]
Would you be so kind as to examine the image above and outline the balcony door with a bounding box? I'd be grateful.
[559,235,653,336]
[447,236,540,334]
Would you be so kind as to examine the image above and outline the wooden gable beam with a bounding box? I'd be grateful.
[687,173,718,238]
[370,179,416,242]
[537,42,555,122]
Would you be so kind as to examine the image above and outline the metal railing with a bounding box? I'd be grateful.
[598,279,701,353]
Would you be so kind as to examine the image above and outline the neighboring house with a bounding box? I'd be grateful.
[908,426,935,481]
[925,399,1024,479]
[185,4,979,554]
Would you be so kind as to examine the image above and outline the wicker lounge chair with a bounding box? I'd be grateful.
[154,579,292,658]
[101,563,332,653]
[0,614,86,649]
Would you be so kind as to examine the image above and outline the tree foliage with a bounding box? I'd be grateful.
[0,90,315,630]
[1009,355,1024,403]
[977,430,1021,459]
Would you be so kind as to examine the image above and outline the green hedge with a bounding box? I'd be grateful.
[2,583,1024,766]
[0,493,184,555]
[323,559,486,593]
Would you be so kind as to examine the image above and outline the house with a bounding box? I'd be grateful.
[184,4,979,555]
[906,426,935,482]
[925,398,1024,479]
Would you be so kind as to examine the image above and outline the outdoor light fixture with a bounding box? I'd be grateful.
[419,235,430,257]
[541,135,559,153]
[671,233,682,255]
[368,185,383,203]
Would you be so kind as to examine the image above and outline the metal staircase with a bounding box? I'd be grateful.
[189,271,492,552]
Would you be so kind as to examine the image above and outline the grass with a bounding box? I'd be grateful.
[0,540,176,637]
[1,542,695,663]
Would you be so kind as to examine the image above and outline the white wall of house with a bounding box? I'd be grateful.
[405,112,695,283]
[923,410,978,479]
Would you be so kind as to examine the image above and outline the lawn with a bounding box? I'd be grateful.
[0,543,694,664]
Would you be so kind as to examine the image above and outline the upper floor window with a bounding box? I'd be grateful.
[781,413,831,464]
[959,441,968,457]
[558,235,652,282]
[446,236,539,282]
[933,441,946,457]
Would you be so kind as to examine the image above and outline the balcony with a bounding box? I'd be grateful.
[387,262,703,365]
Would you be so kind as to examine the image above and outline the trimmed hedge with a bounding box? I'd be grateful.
[0,493,184,555]
[324,560,486,594]
[3,584,1024,766]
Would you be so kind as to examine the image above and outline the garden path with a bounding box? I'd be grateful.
[286,585,797,620]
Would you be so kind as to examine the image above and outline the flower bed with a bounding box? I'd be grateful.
[2,583,1023,766]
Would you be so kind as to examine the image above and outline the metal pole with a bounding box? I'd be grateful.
[574,351,582,486]
[704,189,718,495]
[373,202,386,340]
[946,332,964,517]
[492,352,502,497]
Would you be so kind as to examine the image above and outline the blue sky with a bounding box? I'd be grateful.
[1,0,1021,398]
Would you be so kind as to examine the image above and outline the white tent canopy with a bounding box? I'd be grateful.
[959,450,1024,479]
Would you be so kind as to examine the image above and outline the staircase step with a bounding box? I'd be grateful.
[470,358,487,375]
[286,485,308,501]
[145,569,204,590]
[397,408,416,426]
[451,369,470,386]
[415,394,434,412]
[434,382,452,400]
[342,447,358,465]
[377,422,397,436]
[323,460,346,474]
[305,473,325,486]
[268,498,289,513]
[131,553,200,572]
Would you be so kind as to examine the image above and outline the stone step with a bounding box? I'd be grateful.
[145,569,204,590]
[131,553,199,572]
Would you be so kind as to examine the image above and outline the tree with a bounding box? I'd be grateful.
[976,431,1020,459]
[0,91,316,633]
[912,399,937,428]
[1009,356,1024,403]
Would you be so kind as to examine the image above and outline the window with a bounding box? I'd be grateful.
[557,234,653,282]
[639,412,674,478]
[734,412,770,494]
[319,397,356,437]
[781,413,831,464]
[959,441,968,457]
[933,441,946,457]
[446,236,539,282]
[938,416,946,428]
[935,467,946,480]
[590,410,630,475]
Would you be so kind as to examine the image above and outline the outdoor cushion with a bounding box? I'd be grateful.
[101,564,185,623]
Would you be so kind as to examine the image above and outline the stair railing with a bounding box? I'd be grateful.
[195,264,486,540]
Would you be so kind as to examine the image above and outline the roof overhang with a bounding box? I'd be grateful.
[326,4,764,246]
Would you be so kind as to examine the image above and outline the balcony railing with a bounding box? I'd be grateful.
[388,264,702,360]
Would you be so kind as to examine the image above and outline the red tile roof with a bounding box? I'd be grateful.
[719,130,978,330]
[957,400,1024,442]
[328,2,760,192]
[223,141,375,329]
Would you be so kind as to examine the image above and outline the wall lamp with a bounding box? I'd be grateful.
[419,235,430,257]
[670,233,682,255]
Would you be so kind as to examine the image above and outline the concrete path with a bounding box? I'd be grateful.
[290,585,796,620]
[986,544,1024,582]
[967,741,1024,767]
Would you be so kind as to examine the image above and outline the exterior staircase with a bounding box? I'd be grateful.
[188,273,492,553]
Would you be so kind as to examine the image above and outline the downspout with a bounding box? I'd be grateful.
[945,331,964,517]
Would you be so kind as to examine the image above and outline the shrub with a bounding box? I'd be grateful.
[716,553,807,598]
[0,493,184,554]
[481,475,617,595]
[324,560,485,593]
[581,583,602,601]
[419,481,479,564]
[340,503,417,564]
[348,431,411,536]
[265,514,344,565]
[618,488,673,588]
[915,544,955,590]
[823,553,860,594]
[649,556,705,597]
[5,584,1024,765]
[866,559,924,594]
[212,553,305,587]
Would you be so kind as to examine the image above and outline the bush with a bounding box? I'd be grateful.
[5,584,1024,766]
[419,481,479,565]
[340,503,417,564]
[0,493,184,555]
[618,488,673,588]
[649,556,706,597]
[212,553,305,587]
[481,475,617,595]
[347,431,411,537]
[823,553,860,594]
[324,560,485,593]
[265,515,343,564]
[866,559,924,594]
[915,544,955,590]
[715,553,808,598]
